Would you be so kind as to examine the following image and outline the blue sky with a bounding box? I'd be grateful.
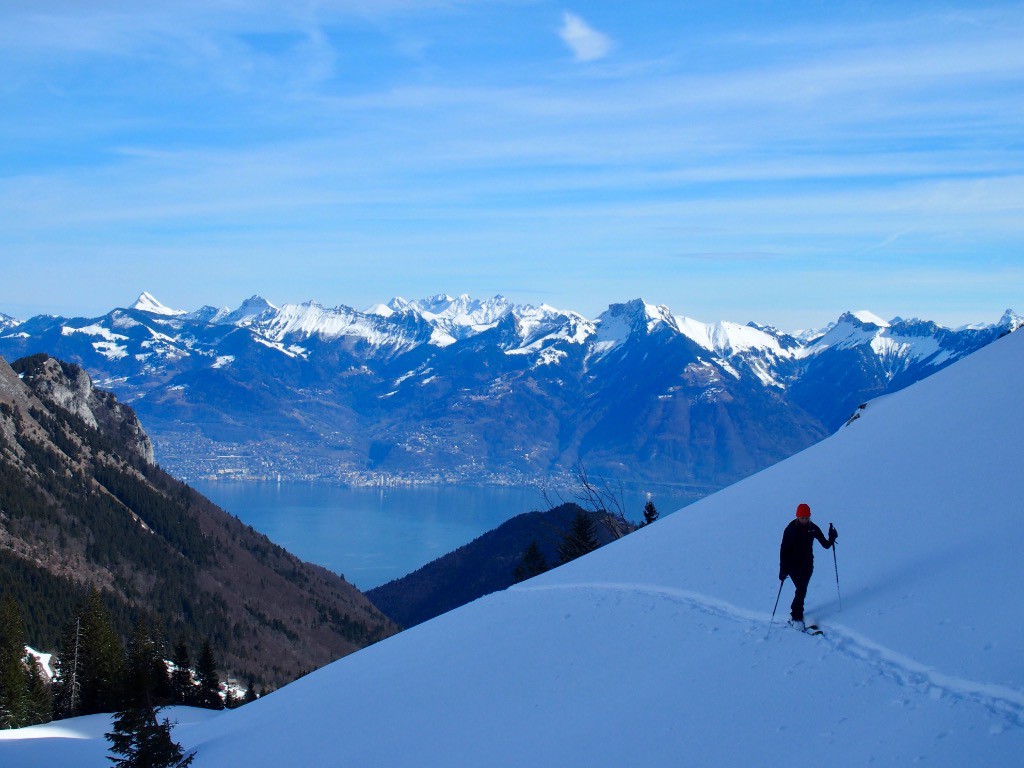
[1,1,1022,330]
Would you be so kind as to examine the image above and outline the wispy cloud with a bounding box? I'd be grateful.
[559,11,612,62]
[1,3,1022,327]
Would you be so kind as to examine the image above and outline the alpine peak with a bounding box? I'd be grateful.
[222,295,278,325]
[848,310,890,328]
[131,291,186,316]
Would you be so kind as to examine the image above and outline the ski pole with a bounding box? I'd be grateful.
[766,578,785,639]
[831,533,842,611]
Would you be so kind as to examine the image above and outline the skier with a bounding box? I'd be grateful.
[779,503,837,630]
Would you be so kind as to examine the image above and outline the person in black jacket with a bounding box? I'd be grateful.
[779,503,837,628]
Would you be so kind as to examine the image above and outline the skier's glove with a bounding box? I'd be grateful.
[828,523,838,542]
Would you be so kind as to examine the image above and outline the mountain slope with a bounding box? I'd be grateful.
[0,354,396,688]
[366,503,624,629]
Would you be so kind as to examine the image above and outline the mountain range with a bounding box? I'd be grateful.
[1,293,1018,490]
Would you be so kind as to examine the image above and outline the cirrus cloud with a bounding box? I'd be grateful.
[559,11,613,62]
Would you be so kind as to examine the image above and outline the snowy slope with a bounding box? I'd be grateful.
[5,329,1022,765]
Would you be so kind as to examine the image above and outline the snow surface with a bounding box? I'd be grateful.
[851,309,890,327]
[0,709,221,766]
[4,330,1024,766]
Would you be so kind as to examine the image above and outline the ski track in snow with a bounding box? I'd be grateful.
[515,581,1024,730]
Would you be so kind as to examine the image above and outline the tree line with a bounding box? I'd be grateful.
[0,587,258,732]
[514,492,661,583]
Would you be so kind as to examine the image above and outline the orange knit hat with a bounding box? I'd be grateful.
[796,503,811,518]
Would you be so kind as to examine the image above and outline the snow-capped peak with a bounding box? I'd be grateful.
[221,295,278,326]
[850,310,890,328]
[0,312,22,332]
[130,292,186,316]
[404,294,515,326]
[996,309,1023,332]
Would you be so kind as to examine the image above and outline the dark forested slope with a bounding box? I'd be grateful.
[367,503,624,629]
[0,354,397,688]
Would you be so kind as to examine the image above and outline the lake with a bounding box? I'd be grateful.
[190,481,701,590]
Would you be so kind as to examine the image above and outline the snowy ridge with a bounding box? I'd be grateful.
[8,292,1015,376]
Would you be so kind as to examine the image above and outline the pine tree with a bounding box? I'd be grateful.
[641,500,660,527]
[169,641,195,707]
[0,595,28,729]
[513,540,549,582]
[52,616,84,719]
[78,588,126,715]
[558,511,600,564]
[243,677,258,705]
[194,641,223,710]
[106,707,195,768]
[106,622,195,768]
[144,627,172,708]
[23,658,52,726]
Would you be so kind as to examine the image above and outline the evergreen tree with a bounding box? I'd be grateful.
[0,595,27,729]
[23,658,53,726]
[243,677,258,705]
[106,707,195,768]
[144,627,172,708]
[52,616,84,719]
[123,620,171,708]
[194,641,223,710]
[513,540,549,582]
[641,500,660,527]
[557,511,600,564]
[169,641,195,707]
[106,622,195,768]
[78,588,126,715]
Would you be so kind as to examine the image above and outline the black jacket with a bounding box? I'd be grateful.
[779,519,833,580]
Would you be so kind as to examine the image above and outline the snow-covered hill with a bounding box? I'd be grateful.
[4,323,1022,765]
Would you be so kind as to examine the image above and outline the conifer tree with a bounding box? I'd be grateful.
[78,588,126,715]
[52,616,84,719]
[106,622,195,768]
[513,540,549,582]
[144,627,172,708]
[169,641,195,707]
[194,641,223,710]
[641,500,659,527]
[0,595,27,729]
[558,511,599,564]
[23,658,53,726]
[243,677,259,705]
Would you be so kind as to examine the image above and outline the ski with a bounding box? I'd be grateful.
[788,620,824,636]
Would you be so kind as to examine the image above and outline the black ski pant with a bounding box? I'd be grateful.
[790,570,812,622]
